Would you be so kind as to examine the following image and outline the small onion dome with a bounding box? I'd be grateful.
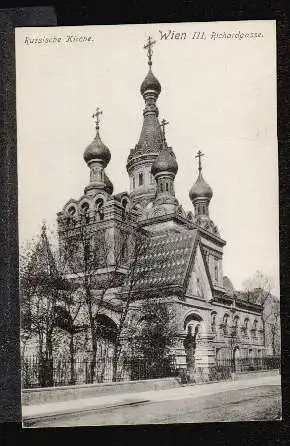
[104,172,113,195]
[189,172,213,202]
[83,130,111,167]
[140,69,161,96]
[151,148,178,177]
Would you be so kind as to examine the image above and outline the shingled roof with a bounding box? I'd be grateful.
[127,229,198,294]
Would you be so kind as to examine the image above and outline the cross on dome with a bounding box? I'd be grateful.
[92,107,103,130]
[160,118,169,143]
[144,35,156,68]
[195,150,204,172]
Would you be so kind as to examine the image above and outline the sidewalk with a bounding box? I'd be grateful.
[22,373,280,424]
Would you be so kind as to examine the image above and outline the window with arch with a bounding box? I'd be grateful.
[243,318,249,337]
[132,177,135,189]
[214,263,218,282]
[81,201,89,214]
[252,319,258,338]
[166,182,169,192]
[138,172,143,186]
[68,206,76,216]
[95,197,104,220]
[211,312,217,334]
[222,314,229,335]
[160,183,164,192]
[233,315,239,336]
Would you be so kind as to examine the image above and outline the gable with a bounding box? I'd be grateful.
[186,243,213,300]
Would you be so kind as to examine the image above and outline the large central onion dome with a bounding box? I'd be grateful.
[189,172,213,202]
[140,69,161,96]
[83,130,111,167]
[151,147,178,177]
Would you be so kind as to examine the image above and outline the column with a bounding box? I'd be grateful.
[195,332,216,382]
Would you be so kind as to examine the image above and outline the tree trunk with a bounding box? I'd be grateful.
[45,330,53,387]
[69,332,75,385]
[112,343,121,382]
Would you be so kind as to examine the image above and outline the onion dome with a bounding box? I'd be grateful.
[104,172,113,195]
[140,69,161,96]
[189,172,213,202]
[83,130,111,167]
[151,147,178,177]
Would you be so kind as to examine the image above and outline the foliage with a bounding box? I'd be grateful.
[242,270,280,355]
[129,299,178,367]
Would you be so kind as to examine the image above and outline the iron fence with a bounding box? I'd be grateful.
[21,354,177,388]
[22,354,280,388]
[216,355,280,376]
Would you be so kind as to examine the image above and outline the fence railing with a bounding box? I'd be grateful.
[215,355,280,376]
[22,354,280,389]
[21,354,177,389]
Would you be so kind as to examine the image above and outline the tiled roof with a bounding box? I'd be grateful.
[127,230,198,293]
[127,114,163,161]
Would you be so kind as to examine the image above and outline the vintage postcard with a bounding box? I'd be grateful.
[16,21,281,427]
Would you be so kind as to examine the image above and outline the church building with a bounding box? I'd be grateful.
[56,37,265,380]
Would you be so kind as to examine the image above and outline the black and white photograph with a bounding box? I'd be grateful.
[15,21,281,427]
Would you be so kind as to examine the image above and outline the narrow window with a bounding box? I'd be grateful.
[138,173,143,186]
[160,183,163,192]
[133,177,135,189]
[215,264,218,281]
[166,183,169,192]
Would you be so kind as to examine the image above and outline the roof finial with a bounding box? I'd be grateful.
[160,118,169,145]
[41,219,46,235]
[195,150,204,173]
[144,35,156,68]
[92,107,103,131]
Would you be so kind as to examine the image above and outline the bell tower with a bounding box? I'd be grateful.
[126,36,164,208]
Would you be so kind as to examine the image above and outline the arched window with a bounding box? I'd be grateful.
[133,177,135,189]
[223,314,229,335]
[252,319,258,338]
[244,318,249,337]
[211,312,217,334]
[160,183,163,192]
[214,264,218,282]
[138,172,143,186]
[68,206,76,216]
[81,202,89,214]
[233,315,239,336]
[95,198,104,221]
[166,183,169,192]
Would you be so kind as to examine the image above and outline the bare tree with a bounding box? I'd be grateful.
[242,270,280,355]
[60,214,131,383]
[111,228,148,382]
[20,224,74,387]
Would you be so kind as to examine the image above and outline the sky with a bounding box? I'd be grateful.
[15,21,279,294]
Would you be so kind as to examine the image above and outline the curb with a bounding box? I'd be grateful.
[23,398,151,426]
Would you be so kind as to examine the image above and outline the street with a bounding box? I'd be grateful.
[28,380,281,427]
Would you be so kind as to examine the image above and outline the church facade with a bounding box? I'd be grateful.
[56,37,265,380]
